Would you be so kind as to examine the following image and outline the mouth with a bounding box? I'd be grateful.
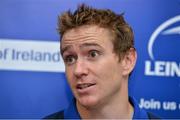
[76,83,96,90]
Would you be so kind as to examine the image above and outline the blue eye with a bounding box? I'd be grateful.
[64,55,76,65]
[89,50,99,58]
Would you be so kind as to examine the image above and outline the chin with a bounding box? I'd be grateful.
[77,95,99,108]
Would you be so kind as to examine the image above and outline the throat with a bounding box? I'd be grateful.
[76,99,134,119]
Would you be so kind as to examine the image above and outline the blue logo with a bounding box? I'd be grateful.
[145,15,180,77]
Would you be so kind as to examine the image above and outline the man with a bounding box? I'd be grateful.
[45,4,159,119]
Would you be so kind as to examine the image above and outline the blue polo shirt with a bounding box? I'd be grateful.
[63,96,149,119]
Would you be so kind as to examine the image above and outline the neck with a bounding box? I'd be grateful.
[76,79,134,119]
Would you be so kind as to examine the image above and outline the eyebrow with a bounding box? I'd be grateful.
[61,45,72,55]
[61,42,103,55]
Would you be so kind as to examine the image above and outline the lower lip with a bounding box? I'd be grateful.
[76,84,96,94]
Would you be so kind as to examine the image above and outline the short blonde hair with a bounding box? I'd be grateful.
[58,4,134,60]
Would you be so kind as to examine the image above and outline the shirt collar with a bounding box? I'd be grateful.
[129,96,148,119]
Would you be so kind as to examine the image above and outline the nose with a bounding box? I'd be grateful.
[73,58,88,78]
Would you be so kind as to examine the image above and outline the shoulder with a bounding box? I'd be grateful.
[43,110,64,119]
[147,112,161,120]
[129,96,161,119]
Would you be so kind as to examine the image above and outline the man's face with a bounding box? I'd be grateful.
[61,25,130,108]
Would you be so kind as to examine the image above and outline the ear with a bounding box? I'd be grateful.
[121,48,137,76]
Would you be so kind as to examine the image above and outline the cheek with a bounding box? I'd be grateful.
[94,58,123,85]
[65,67,74,87]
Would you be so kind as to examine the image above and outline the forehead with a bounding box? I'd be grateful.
[61,25,113,46]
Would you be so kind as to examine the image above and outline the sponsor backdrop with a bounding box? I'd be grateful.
[0,0,179,119]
